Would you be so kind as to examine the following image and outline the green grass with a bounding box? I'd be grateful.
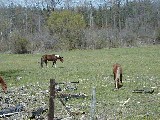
[0,45,160,119]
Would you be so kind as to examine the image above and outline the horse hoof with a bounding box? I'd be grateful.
[113,88,118,91]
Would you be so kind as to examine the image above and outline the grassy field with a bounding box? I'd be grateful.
[0,45,160,119]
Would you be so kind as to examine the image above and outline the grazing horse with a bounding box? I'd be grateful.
[0,76,7,93]
[41,54,63,68]
[113,63,123,89]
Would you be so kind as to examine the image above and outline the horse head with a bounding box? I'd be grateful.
[59,56,64,63]
[55,55,64,63]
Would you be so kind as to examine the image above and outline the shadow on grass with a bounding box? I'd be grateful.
[58,66,65,68]
[0,69,23,80]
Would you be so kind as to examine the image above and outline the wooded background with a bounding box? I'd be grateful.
[0,0,160,53]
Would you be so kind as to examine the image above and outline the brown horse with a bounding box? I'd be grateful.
[0,76,7,93]
[113,63,123,89]
[41,54,63,68]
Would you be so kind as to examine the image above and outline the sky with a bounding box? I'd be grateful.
[0,0,133,8]
[0,0,114,8]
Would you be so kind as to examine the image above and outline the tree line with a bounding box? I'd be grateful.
[0,0,160,53]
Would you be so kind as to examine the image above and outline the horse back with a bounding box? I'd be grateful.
[42,54,56,61]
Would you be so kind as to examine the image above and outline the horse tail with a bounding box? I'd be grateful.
[41,57,43,67]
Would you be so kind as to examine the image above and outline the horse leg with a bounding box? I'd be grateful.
[115,79,118,89]
[41,58,43,67]
[54,61,57,68]
[120,73,122,84]
[52,61,54,67]
[44,60,48,67]
[113,73,117,89]
[114,73,116,82]
[52,61,56,68]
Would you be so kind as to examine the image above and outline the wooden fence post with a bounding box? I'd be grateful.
[90,87,96,120]
[48,79,56,120]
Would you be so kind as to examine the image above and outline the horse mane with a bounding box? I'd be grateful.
[55,54,60,57]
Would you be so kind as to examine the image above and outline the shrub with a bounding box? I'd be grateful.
[13,36,30,54]
[155,28,160,44]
